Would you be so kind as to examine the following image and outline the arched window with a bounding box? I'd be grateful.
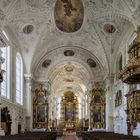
[119,55,122,71]
[1,46,10,98]
[16,53,23,104]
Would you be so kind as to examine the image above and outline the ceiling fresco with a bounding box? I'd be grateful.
[87,58,96,68]
[64,50,75,56]
[54,0,84,33]
[42,59,51,68]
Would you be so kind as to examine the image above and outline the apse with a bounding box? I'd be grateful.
[54,0,84,33]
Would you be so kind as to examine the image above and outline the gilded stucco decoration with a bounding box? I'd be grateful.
[33,84,49,128]
[90,83,105,129]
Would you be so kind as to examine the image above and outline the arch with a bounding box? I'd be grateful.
[33,46,105,81]
[31,38,109,75]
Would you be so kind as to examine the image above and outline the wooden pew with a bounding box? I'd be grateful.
[77,131,140,140]
[0,131,57,140]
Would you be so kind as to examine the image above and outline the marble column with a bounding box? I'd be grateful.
[24,74,32,131]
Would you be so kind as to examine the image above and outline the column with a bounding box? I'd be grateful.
[105,75,114,132]
[24,74,32,131]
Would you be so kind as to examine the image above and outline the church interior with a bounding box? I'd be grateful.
[0,0,140,140]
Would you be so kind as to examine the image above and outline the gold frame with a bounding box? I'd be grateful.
[60,91,79,130]
[33,84,48,128]
[90,83,105,129]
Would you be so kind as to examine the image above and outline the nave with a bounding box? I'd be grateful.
[57,135,80,140]
[1,0,140,138]
[0,132,80,140]
[1,131,140,140]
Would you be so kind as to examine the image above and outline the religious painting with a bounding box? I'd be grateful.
[90,83,105,128]
[42,59,51,68]
[65,104,74,121]
[64,78,74,82]
[60,91,78,127]
[94,107,101,122]
[94,95,101,103]
[23,25,34,34]
[104,24,116,34]
[54,0,84,32]
[87,58,96,68]
[36,106,46,123]
[37,94,46,104]
[33,84,48,128]
[64,50,75,56]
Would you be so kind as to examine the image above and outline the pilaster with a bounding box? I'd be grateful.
[24,74,32,131]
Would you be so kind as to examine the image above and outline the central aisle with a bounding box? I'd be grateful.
[63,135,78,140]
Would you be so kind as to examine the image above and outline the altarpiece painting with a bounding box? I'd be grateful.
[33,84,48,128]
[60,91,78,130]
[90,83,105,128]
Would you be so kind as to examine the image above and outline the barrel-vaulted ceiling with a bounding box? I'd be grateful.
[0,0,140,95]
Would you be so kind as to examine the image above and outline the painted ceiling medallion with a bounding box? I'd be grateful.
[42,59,51,68]
[104,24,116,34]
[64,78,74,82]
[23,25,34,34]
[54,0,84,33]
[64,65,74,72]
[64,50,74,56]
[67,87,72,89]
[87,58,96,68]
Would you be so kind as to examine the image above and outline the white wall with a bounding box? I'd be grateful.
[0,40,27,134]
[1,98,25,134]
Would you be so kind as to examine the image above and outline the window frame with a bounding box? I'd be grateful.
[1,46,10,99]
[15,52,23,105]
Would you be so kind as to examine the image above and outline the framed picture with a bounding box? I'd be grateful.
[36,106,46,123]
[65,105,74,121]
[37,94,46,104]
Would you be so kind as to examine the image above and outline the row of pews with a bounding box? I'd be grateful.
[0,131,57,140]
[77,131,140,140]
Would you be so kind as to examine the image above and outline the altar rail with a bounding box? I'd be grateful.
[77,131,140,140]
[0,131,57,140]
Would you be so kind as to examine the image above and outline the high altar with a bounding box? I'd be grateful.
[60,91,79,132]
[33,84,49,129]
